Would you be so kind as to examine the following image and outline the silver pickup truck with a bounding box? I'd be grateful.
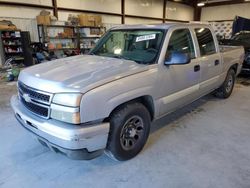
[11,23,244,161]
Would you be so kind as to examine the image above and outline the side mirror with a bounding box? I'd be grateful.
[164,52,191,65]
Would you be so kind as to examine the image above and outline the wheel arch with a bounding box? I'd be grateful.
[106,95,155,122]
[230,63,239,74]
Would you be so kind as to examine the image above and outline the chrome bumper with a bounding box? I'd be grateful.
[11,95,110,157]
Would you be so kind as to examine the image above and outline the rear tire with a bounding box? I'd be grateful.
[214,69,236,98]
[105,102,151,161]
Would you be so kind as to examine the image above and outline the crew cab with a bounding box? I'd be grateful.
[11,23,244,161]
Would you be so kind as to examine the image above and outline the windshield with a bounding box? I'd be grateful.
[90,29,165,64]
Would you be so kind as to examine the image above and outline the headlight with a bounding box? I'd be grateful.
[50,104,81,124]
[51,93,82,124]
[52,93,82,107]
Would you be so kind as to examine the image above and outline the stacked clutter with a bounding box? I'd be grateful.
[36,10,104,57]
[66,14,79,26]
[5,67,20,82]
[65,14,103,27]
[0,62,21,82]
[78,14,102,27]
[36,10,57,25]
[0,20,17,30]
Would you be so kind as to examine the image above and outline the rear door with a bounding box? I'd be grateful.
[193,27,222,94]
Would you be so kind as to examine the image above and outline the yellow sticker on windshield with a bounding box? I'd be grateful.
[136,34,156,42]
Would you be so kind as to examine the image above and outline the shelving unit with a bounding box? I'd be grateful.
[37,24,78,56]
[78,26,105,54]
[0,30,24,66]
[37,24,105,57]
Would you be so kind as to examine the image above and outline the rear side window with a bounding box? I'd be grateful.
[166,29,195,59]
[195,28,216,56]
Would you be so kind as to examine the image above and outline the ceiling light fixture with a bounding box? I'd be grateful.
[197,2,205,6]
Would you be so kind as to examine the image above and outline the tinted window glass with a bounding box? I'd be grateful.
[166,29,195,60]
[91,30,164,64]
[195,28,216,56]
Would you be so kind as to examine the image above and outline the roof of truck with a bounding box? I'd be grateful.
[111,23,211,30]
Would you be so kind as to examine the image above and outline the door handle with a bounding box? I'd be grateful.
[194,65,200,72]
[215,59,220,66]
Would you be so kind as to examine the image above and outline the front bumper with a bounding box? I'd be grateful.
[11,95,110,159]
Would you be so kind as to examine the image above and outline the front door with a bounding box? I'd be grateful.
[158,28,200,117]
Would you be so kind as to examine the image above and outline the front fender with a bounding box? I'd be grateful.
[80,68,158,123]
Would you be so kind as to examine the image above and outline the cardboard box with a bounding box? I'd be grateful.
[36,15,51,25]
[93,15,102,27]
[88,15,95,26]
[36,15,43,25]
[0,25,17,30]
[78,14,88,26]
[64,28,74,37]
[78,14,95,27]
[44,15,51,25]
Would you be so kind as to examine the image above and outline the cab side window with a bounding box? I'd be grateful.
[195,28,216,56]
[166,29,195,61]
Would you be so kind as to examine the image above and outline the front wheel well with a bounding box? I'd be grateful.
[105,96,155,122]
[230,64,238,74]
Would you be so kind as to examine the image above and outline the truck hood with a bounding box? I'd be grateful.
[18,55,148,93]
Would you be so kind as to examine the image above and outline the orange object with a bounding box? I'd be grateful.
[48,43,55,50]
[56,43,62,49]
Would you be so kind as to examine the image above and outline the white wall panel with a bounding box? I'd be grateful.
[58,11,121,24]
[0,0,52,6]
[125,18,162,25]
[0,6,52,19]
[125,0,163,18]
[57,0,121,14]
[201,4,250,21]
[166,2,193,21]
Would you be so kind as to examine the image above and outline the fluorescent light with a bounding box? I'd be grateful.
[197,2,205,6]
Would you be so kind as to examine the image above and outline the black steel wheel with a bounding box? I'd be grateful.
[105,102,151,161]
[214,69,236,99]
[120,115,145,151]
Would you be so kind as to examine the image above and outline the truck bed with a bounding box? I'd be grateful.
[219,45,243,53]
[219,45,244,75]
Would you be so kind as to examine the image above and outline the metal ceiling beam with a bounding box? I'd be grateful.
[52,0,58,18]
[167,0,194,7]
[193,0,201,21]
[199,0,250,7]
[121,0,125,24]
[163,0,167,23]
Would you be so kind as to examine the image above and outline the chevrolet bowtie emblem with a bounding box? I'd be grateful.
[23,93,32,103]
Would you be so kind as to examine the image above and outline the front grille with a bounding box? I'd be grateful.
[18,82,50,103]
[20,96,49,117]
[18,82,52,118]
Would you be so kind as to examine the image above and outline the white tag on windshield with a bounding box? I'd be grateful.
[136,34,156,42]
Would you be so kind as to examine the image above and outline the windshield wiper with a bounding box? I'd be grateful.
[112,55,145,64]
[114,55,131,61]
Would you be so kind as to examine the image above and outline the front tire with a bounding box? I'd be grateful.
[214,69,236,98]
[105,102,151,161]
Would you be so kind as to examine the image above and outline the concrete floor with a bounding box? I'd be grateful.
[1,76,250,188]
